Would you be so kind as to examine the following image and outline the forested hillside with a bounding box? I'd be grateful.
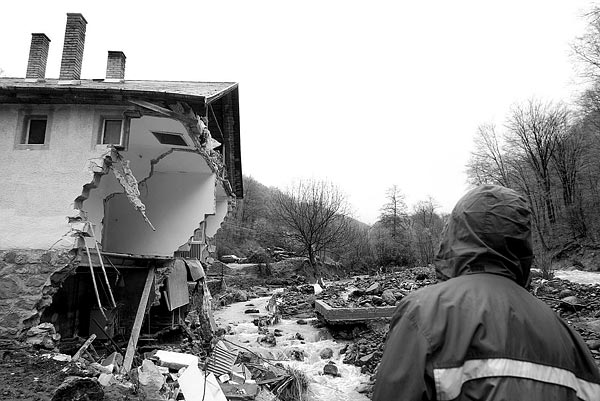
[216,176,446,275]
[465,7,600,273]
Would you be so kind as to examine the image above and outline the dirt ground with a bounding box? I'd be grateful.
[0,349,68,400]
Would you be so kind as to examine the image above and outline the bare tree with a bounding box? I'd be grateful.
[466,123,511,186]
[505,99,569,224]
[272,179,352,281]
[379,185,408,238]
[572,6,600,80]
[411,197,444,265]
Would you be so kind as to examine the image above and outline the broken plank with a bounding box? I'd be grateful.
[122,267,155,373]
[72,334,97,362]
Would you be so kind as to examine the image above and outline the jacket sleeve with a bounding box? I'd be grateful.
[373,305,433,401]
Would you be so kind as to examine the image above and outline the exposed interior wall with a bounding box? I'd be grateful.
[104,170,216,255]
[205,197,230,238]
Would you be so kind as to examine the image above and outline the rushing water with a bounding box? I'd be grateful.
[213,296,371,401]
[554,269,600,286]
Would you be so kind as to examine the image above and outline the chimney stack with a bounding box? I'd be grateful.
[25,33,51,81]
[59,13,87,81]
[105,51,126,82]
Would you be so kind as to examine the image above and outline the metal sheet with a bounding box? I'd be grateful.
[206,340,239,377]
[184,258,205,281]
[166,259,189,311]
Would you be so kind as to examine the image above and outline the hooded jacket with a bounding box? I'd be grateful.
[373,185,600,401]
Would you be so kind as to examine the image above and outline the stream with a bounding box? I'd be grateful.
[553,269,600,285]
[213,295,371,401]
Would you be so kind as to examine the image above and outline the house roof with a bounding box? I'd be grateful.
[0,78,238,104]
[0,78,243,198]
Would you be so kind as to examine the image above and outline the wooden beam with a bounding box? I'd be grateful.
[122,267,155,373]
[72,334,97,362]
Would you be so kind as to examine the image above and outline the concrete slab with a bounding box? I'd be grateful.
[314,300,396,323]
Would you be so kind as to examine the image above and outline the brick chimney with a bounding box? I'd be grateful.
[59,13,87,82]
[25,33,51,81]
[105,51,126,82]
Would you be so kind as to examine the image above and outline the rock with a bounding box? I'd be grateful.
[371,296,384,306]
[359,352,375,364]
[285,347,306,361]
[296,319,307,325]
[381,289,396,305]
[356,383,374,394]
[416,272,428,280]
[323,361,339,377]
[259,333,277,347]
[560,296,586,311]
[25,323,60,349]
[559,289,575,299]
[98,373,115,387]
[319,347,334,359]
[52,377,104,401]
[137,359,165,397]
[586,339,600,350]
[245,309,260,314]
[365,282,380,294]
[295,333,305,341]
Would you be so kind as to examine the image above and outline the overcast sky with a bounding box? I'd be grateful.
[1,1,596,224]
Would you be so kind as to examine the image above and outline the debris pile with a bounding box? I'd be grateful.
[317,267,437,309]
[274,284,317,319]
[531,277,600,365]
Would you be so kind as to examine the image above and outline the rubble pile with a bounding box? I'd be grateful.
[274,284,317,319]
[341,328,386,376]
[317,266,437,308]
[531,277,600,365]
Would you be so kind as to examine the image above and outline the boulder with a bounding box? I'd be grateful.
[319,347,334,359]
[365,282,380,294]
[245,309,260,314]
[52,377,104,401]
[559,296,586,311]
[586,339,600,351]
[323,361,339,377]
[285,347,306,361]
[137,359,165,399]
[259,333,277,347]
[381,289,396,305]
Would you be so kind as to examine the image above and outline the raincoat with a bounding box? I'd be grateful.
[373,185,600,401]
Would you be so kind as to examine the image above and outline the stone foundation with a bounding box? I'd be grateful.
[0,249,79,338]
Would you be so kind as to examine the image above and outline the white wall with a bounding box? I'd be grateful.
[0,107,231,254]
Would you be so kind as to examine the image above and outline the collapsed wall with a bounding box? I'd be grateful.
[0,249,79,337]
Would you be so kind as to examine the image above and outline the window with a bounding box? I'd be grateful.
[102,119,124,146]
[15,109,53,150]
[152,131,189,147]
[94,113,130,150]
[24,117,47,144]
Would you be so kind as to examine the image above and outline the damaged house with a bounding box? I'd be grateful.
[0,13,242,361]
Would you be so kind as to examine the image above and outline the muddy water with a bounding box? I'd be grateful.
[554,270,600,286]
[213,296,371,401]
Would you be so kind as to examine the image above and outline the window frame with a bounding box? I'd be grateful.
[96,114,131,150]
[15,110,53,150]
[151,130,190,147]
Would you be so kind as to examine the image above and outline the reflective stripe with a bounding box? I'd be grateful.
[433,358,600,401]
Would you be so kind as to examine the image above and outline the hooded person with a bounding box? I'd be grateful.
[373,184,600,401]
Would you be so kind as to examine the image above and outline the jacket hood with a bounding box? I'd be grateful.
[434,185,533,287]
